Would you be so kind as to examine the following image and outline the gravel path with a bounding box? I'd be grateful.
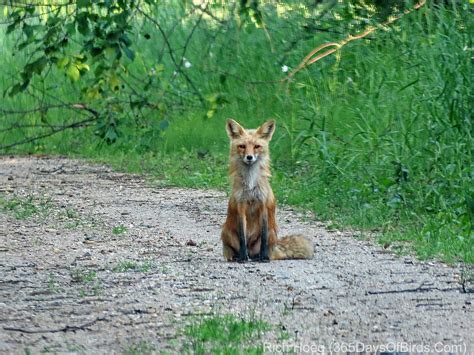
[0,156,472,354]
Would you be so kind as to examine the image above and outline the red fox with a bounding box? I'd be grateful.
[221,119,313,262]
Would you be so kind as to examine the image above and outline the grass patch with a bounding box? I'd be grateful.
[70,268,97,284]
[70,268,101,297]
[113,260,152,273]
[47,274,61,294]
[184,314,271,354]
[64,208,78,219]
[112,225,127,235]
[0,194,52,220]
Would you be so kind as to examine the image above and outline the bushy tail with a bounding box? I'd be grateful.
[271,234,313,260]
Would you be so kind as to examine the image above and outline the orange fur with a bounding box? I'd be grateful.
[221,119,313,262]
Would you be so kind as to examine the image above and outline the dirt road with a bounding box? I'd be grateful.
[0,156,472,353]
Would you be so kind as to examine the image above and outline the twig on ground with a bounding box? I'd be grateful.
[3,316,106,334]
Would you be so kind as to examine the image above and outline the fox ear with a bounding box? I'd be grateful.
[226,119,245,139]
[257,119,276,140]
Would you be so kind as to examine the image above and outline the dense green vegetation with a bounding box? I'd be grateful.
[1,1,472,263]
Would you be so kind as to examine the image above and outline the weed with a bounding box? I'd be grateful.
[0,194,52,220]
[70,268,97,284]
[65,208,78,219]
[65,220,81,229]
[77,282,101,297]
[47,274,61,294]
[112,225,127,235]
[184,314,271,354]
[113,260,153,273]
[114,260,137,272]
[61,207,83,229]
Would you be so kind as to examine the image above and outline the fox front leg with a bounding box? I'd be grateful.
[237,217,249,262]
[259,216,270,262]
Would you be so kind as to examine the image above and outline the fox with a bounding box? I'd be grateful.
[221,119,314,262]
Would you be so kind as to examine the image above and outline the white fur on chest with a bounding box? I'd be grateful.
[234,163,267,202]
[243,163,260,190]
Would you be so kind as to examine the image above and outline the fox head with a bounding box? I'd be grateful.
[226,119,276,166]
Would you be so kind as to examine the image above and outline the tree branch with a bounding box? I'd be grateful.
[284,0,427,81]
[0,105,99,150]
[136,4,205,105]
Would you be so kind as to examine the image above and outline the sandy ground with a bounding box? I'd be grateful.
[0,156,472,354]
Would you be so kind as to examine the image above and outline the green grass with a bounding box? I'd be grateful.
[112,225,128,235]
[113,260,152,273]
[0,3,472,263]
[184,314,271,354]
[70,268,101,297]
[0,194,52,220]
[70,268,97,284]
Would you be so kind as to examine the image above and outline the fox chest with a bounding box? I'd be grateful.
[237,185,265,202]
[234,170,268,202]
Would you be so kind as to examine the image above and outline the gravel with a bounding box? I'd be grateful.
[0,156,472,353]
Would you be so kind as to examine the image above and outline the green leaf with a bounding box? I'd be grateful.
[84,86,102,100]
[104,47,118,60]
[57,57,70,69]
[7,80,29,97]
[6,22,18,35]
[67,64,80,81]
[18,39,34,51]
[46,16,60,27]
[109,74,121,91]
[25,5,35,15]
[66,22,76,35]
[120,35,132,47]
[76,62,90,72]
[77,0,91,7]
[90,46,104,57]
[8,83,23,97]
[206,110,216,119]
[76,14,89,35]
[22,23,33,37]
[24,56,48,75]
[94,64,107,77]
[122,46,135,61]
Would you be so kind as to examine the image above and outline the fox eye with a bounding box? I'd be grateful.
[238,144,245,149]
[254,145,261,149]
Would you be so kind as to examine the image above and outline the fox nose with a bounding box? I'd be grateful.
[246,155,253,161]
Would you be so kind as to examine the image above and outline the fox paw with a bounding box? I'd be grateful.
[234,255,249,263]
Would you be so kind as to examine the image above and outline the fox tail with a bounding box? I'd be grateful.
[271,235,313,260]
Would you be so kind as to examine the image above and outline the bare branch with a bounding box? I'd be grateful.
[3,316,106,334]
[284,0,427,81]
[0,105,100,150]
[136,4,205,105]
